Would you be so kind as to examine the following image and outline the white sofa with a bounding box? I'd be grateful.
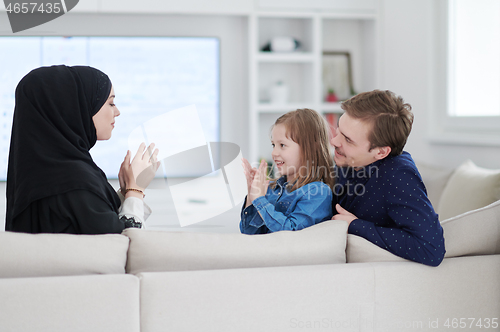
[1,159,499,332]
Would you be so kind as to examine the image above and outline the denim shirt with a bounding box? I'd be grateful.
[240,176,333,234]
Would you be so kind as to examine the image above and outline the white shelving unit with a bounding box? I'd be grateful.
[248,9,379,163]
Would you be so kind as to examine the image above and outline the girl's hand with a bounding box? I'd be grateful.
[248,159,270,204]
[242,157,257,194]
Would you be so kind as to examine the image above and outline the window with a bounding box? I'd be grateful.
[448,0,500,117]
[432,0,500,145]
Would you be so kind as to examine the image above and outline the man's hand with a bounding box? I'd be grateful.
[331,204,357,224]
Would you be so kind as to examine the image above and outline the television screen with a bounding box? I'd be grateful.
[0,36,220,179]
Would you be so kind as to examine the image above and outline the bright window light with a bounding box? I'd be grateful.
[448,0,500,117]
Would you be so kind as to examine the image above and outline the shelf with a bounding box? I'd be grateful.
[256,103,344,114]
[257,103,318,113]
[257,11,377,20]
[249,11,378,162]
[258,62,314,104]
[256,0,377,14]
[258,16,314,53]
[321,103,344,112]
[256,52,315,63]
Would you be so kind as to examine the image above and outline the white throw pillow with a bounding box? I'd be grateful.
[0,232,129,278]
[346,234,407,263]
[123,220,348,274]
[441,199,500,258]
[415,161,454,211]
[437,160,500,221]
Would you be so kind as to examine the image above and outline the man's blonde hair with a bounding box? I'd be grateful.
[341,90,414,156]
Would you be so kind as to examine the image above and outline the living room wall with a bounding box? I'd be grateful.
[1,0,499,232]
[1,0,499,180]
[378,0,500,169]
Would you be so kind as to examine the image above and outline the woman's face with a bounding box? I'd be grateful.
[93,86,119,140]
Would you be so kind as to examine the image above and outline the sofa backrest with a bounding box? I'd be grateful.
[0,232,130,278]
[124,220,348,274]
[346,198,500,263]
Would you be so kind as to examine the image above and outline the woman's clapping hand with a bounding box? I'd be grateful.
[119,143,160,197]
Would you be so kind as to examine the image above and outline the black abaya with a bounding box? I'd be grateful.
[5,65,131,234]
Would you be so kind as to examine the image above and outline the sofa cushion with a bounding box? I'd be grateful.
[437,160,500,221]
[441,199,500,258]
[0,232,129,278]
[0,274,140,332]
[346,234,407,263]
[372,255,500,332]
[124,220,348,274]
[138,264,375,332]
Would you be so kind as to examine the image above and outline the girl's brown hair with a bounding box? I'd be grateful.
[270,108,335,192]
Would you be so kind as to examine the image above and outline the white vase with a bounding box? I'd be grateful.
[270,81,289,104]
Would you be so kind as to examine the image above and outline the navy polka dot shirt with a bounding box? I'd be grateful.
[334,152,446,266]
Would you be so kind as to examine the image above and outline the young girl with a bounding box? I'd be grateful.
[240,108,335,234]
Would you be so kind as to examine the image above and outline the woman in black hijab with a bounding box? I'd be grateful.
[5,65,158,234]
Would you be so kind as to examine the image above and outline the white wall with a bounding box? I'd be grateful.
[378,0,500,169]
[3,0,497,170]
